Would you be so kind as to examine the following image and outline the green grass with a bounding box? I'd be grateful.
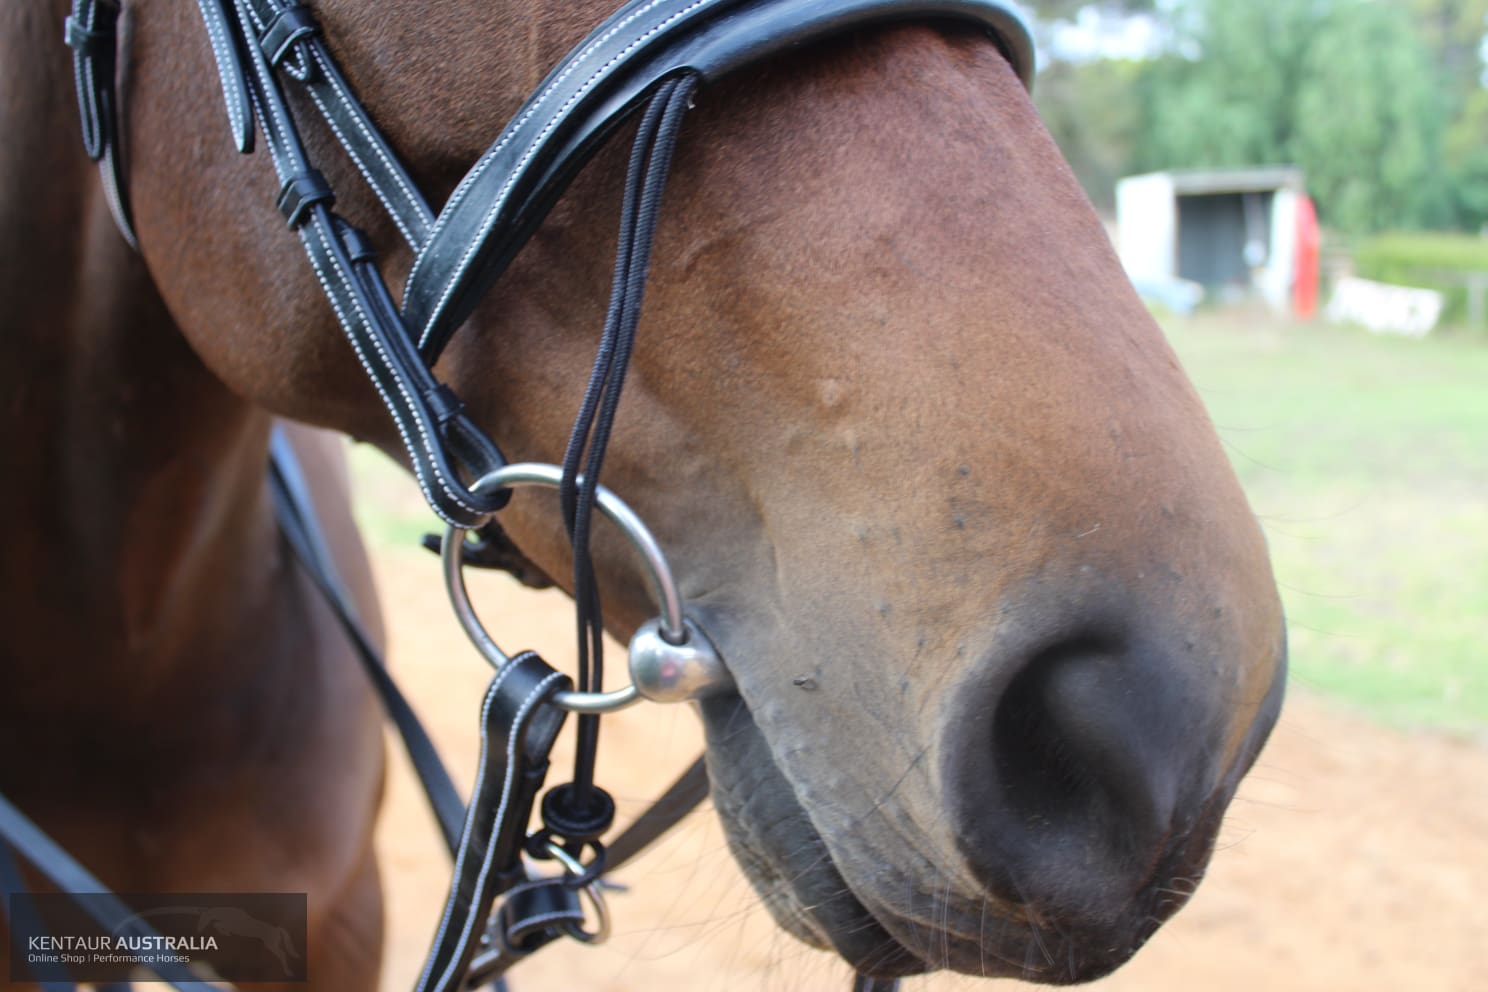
[1162,313,1488,734]
[348,314,1488,735]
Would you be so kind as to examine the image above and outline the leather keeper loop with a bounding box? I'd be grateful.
[260,5,320,67]
[424,384,465,425]
[276,171,334,228]
[64,16,111,57]
[339,222,377,263]
[498,883,585,955]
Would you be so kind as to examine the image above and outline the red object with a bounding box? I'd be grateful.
[1293,194,1320,319]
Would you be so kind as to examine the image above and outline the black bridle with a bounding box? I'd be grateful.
[44,1,1035,989]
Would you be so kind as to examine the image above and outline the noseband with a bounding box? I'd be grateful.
[59,1,1034,987]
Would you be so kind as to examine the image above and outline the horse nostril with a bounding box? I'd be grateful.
[991,643,1174,854]
[947,637,1211,921]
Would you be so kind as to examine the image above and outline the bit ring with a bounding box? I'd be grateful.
[443,462,688,714]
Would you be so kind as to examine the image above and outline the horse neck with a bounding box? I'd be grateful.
[0,3,278,714]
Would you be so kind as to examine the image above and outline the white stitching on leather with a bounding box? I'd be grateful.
[308,46,434,247]
[71,39,95,153]
[198,0,247,143]
[312,219,483,519]
[244,0,312,80]
[305,75,422,247]
[301,218,447,516]
[404,0,716,345]
[403,0,689,302]
[431,665,567,992]
[415,660,527,992]
[236,0,480,521]
[238,12,299,181]
[419,662,564,992]
[401,0,661,302]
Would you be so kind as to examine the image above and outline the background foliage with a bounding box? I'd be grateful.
[1354,231,1488,320]
[1028,0,1488,234]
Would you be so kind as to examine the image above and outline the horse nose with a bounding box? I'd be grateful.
[941,630,1281,923]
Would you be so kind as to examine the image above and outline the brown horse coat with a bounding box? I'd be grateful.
[2,1,1284,985]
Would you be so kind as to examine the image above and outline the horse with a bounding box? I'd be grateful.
[0,0,1287,987]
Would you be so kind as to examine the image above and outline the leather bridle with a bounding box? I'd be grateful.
[48,1,1035,989]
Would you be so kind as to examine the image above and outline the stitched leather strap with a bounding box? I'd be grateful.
[65,0,136,246]
[414,654,571,992]
[237,0,437,247]
[194,0,254,151]
[174,0,1031,526]
[217,0,507,525]
[401,0,1034,362]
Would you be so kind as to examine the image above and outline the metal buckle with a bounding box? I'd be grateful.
[442,463,732,713]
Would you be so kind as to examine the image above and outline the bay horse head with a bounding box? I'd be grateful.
[78,0,1283,982]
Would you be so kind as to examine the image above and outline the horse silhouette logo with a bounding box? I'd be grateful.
[114,904,301,978]
[196,906,300,975]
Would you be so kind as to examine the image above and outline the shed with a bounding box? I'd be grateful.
[1115,167,1318,315]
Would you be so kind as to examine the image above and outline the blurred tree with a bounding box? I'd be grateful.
[1035,58,1145,212]
[1134,0,1319,171]
[1293,1,1450,232]
[1410,0,1488,229]
[1126,0,1449,233]
[1410,0,1488,101]
[1445,88,1488,231]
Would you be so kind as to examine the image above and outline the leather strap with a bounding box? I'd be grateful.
[268,428,468,854]
[0,793,208,989]
[65,0,136,246]
[143,0,1030,529]
[414,654,571,992]
[401,0,1034,362]
[237,0,437,247]
[216,0,509,526]
[605,755,709,871]
[270,430,701,988]
[74,0,1032,526]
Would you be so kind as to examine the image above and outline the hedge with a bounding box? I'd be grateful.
[1354,232,1488,326]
